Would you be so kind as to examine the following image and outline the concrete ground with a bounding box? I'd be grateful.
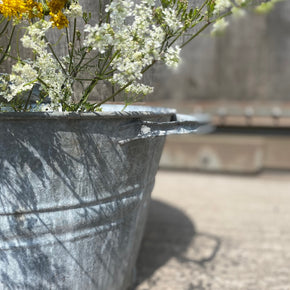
[134,170,290,290]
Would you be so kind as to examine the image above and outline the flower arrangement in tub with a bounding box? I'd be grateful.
[0,0,278,112]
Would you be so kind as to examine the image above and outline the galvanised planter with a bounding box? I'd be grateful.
[0,104,211,290]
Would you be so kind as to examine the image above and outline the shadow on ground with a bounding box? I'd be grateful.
[132,199,221,289]
[133,199,195,287]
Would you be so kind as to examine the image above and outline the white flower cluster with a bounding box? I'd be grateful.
[64,2,83,18]
[213,0,248,17]
[211,18,229,35]
[2,62,37,102]
[212,0,247,34]
[164,46,181,69]
[213,0,232,15]
[84,23,113,53]
[1,0,184,108]
[21,20,51,53]
[163,7,183,31]
[2,20,71,108]
[125,83,154,95]
[235,0,247,5]
[231,6,246,18]
[84,0,181,95]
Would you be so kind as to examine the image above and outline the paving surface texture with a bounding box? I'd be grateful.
[134,171,290,290]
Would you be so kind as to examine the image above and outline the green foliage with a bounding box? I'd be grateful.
[82,12,91,24]
[61,101,100,112]
[207,0,215,18]
[255,0,281,13]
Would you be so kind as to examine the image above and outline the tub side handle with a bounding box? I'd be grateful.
[118,113,214,145]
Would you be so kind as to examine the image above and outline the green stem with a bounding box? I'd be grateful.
[37,77,50,88]
[97,47,112,73]
[0,20,9,36]
[167,28,185,48]
[0,25,16,66]
[168,0,211,49]
[70,51,88,78]
[93,81,132,109]
[100,49,119,74]
[75,77,100,109]
[2,53,19,62]
[16,26,22,60]
[181,11,232,48]
[69,18,77,74]
[75,74,113,81]
[24,87,34,112]
[99,0,103,24]
[45,37,67,75]
[181,22,211,48]
[65,26,70,47]
[75,78,100,81]
[160,33,172,54]
[75,51,98,74]
[195,0,211,20]
[75,48,119,108]
[94,60,156,109]
[104,68,117,75]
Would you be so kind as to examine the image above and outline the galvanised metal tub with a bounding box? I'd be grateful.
[0,104,211,290]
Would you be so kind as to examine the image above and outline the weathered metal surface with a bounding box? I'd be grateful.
[0,104,208,289]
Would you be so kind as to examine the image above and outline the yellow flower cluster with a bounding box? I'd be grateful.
[0,0,33,20]
[47,0,67,14]
[0,0,69,29]
[47,0,69,29]
[26,0,43,19]
[49,10,69,29]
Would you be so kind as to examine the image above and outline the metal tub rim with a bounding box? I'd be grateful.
[0,104,177,120]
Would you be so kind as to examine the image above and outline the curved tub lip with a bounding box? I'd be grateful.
[0,104,177,120]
